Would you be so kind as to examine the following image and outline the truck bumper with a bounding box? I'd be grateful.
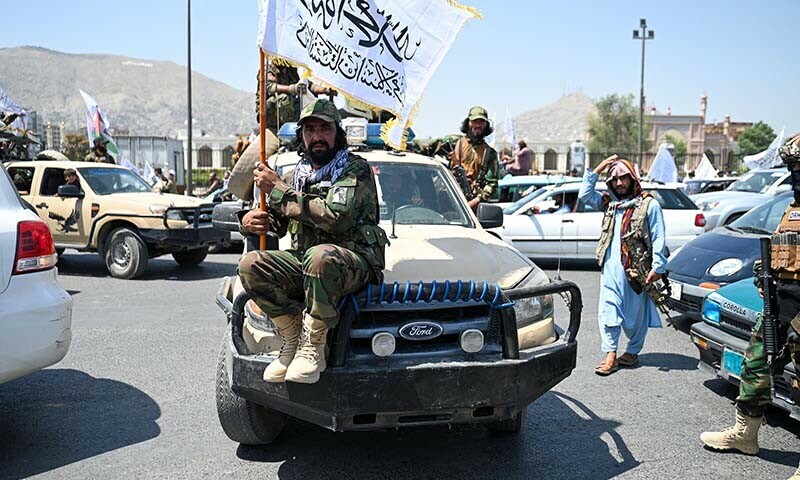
[226,334,577,431]
[690,321,800,420]
[139,226,228,249]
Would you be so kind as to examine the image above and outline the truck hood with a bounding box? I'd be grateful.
[667,229,761,285]
[382,224,542,289]
[708,277,762,326]
[690,191,764,204]
[109,193,207,210]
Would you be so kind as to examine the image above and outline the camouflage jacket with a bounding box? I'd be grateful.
[255,64,301,131]
[84,151,115,164]
[264,152,388,283]
[451,136,499,202]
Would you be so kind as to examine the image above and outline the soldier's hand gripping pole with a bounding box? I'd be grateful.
[758,237,779,366]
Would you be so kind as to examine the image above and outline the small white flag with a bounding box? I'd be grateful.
[744,127,785,170]
[694,154,718,179]
[648,143,678,183]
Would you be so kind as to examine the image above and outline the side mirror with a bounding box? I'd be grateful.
[477,203,503,229]
[57,184,84,198]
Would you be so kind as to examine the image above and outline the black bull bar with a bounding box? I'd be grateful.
[216,279,583,431]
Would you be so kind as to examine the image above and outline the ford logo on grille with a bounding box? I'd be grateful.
[199,214,212,221]
[398,322,443,341]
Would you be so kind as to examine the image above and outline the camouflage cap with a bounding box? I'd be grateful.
[468,106,489,122]
[779,132,800,164]
[298,98,341,125]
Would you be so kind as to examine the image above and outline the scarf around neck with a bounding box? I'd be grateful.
[292,148,349,192]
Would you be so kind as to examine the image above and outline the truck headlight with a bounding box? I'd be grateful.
[708,258,743,277]
[460,329,484,353]
[513,294,554,328]
[702,300,721,324]
[371,332,395,357]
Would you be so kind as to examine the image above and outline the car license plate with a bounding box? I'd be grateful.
[670,281,683,301]
[722,348,745,379]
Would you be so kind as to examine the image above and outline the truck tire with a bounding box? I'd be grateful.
[216,332,286,445]
[490,408,526,433]
[104,228,148,279]
[173,248,208,266]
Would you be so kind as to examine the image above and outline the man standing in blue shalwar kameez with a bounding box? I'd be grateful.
[579,155,668,376]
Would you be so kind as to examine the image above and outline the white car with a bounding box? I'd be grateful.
[493,182,706,259]
[0,166,72,385]
[691,168,791,229]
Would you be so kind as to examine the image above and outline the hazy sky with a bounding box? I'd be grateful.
[3,0,798,137]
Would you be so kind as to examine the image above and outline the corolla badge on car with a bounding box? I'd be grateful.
[398,322,443,341]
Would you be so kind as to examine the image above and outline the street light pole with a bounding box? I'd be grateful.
[632,18,654,165]
[186,0,193,196]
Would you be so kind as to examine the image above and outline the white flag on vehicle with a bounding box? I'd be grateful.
[79,89,123,163]
[0,84,28,132]
[648,143,678,183]
[744,127,785,170]
[257,0,478,150]
[694,153,718,179]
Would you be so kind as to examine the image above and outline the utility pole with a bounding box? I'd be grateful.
[186,0,194,195]
[632,18,654,165]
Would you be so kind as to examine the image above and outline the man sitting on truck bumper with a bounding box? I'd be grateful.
[237,99,388,384]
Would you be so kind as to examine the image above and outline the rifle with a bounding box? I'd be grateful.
[758,238,780,362]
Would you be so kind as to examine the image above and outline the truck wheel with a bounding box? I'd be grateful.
[490,408,526,433]
[105,228,148,279]
[216,332,286,445]
[173,248,208,267]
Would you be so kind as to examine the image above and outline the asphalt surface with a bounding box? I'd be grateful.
[1,252,798,479]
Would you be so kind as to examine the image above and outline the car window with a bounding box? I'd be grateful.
[503,187,548,214]
[40,168,67,196]
[79,167,152,195]
[727,171,782,193]
[374,162,471,226]
[533,190,578,214]
[731,193,792,232]
[7,166,35,195]
[684,181,703,195]
[646,188,697,210]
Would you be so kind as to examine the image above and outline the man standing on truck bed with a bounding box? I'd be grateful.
[579,155,667,376]
[449,106,500,211]
[237,98,388,384]
[85,138,115,164]
[701,133,800,480]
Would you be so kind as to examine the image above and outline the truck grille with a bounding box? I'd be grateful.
[718,312,754,338]
[669,295,701,314]
[180,205,215,227]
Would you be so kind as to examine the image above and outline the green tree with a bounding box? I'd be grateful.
[587,93,650,154]
[662,133,687,159]
[738,121,776,156]
[62,132,90,161]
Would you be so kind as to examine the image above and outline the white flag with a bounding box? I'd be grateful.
[257,0,478,150]
[143,161,157,185]
[0,84,28,133]
[648,143,678,183]
[694,154,718,179]
[744,127,785,170]
[79,89,122,163]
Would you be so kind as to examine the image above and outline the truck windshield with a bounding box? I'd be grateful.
[373,162,471,227]
[79,167,152,195]
[730,192,792,233]
[726,171,783,193]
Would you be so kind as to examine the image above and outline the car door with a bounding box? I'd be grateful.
[502,190,578,256]
[575,197,604,256]
[31,167,88,246]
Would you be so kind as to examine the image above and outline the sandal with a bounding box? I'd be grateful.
[594,359,619,376]
[617,353,639,367]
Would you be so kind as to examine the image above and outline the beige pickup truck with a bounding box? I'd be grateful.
[5,158,227,279]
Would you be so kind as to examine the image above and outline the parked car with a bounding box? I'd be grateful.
[681,177,737,196]
[5,159,228,279]
[0,165,72,385]
[493,182,706,260]
[690,278,800,420]
[691,168,790,229]
[205,188,243,253]
[214,125,583,445]
[495,174,581,208]
[667,191,792,320]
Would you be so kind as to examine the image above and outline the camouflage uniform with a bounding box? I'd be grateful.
[84,150,115,164]
[238,154,387,329]
[255,63,301,134]
[449,106,500,202]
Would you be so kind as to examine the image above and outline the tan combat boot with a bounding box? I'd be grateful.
[284,315,329,384]
[262,313,302,383]
[700,410,762,455]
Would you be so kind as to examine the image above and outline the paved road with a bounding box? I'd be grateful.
[1,253,798,479]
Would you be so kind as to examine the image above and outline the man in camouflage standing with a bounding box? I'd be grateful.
[701,133,800,480]
[238,98,387,384]
[449,106,500,211]
[85,138,115,164]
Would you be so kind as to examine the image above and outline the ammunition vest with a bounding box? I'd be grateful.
[596,195,654,273]
[771,203,800,281]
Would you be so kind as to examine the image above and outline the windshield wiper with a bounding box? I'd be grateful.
[736,225,771,235]
[724,225,744,233]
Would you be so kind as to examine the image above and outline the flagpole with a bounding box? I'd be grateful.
[259,49,268,251]
[186,0,194,196]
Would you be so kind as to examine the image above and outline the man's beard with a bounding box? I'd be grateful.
[615,182,635,199]
[307,141,335,165]
[466,128,486,143]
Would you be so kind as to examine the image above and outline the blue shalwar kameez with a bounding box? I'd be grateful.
[579,171,668,354]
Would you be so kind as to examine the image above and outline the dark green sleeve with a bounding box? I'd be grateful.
[478,148,500,202]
